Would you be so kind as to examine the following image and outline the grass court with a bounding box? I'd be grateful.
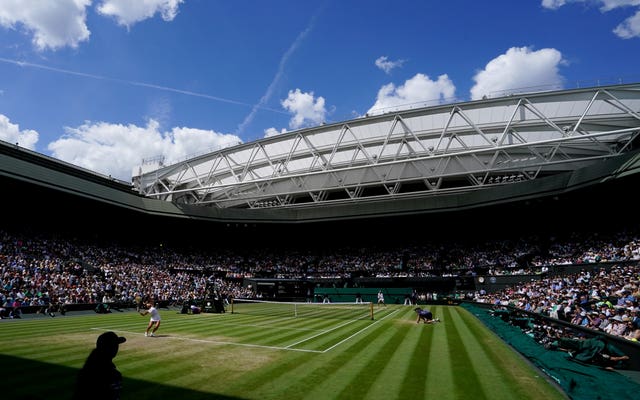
[0,303,566,400]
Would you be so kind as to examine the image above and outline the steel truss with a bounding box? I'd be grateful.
[132,84,640,210]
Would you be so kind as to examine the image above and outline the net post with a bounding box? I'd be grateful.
[294,303,298,318]
[370,302,374,320]
[231,298,235,314]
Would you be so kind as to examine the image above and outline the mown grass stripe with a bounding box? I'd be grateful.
[244,315,393,399]
[10,355,87,383]
[121,345,211,383]
[182,317,326,333]
[456,307,565,400]
[283,321,362,348]
[319,309,400,352]
[443,307,488,400]
[1,341,84,359]
[251,320,346,347]
[302,314,414,399]
[449,306,518,398]
[213,313,333,340]
[163,332,323,352]
[333,322,412,399]
[120,341,236,387]
[397,307,437,399]
[304,325,373,352]
[224,351,312,393]
[425,306,455,398]
[0,305,572,400]
[354,306,424,398]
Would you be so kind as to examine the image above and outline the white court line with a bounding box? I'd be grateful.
[180,318,326,333]
[91,309,398,354]
[90,328,323,353]
[286,308,398,351]
[284,316,364,349]
[321,309,400,353]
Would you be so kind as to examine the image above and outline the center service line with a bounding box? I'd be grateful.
[284,317,363,349]
[321,309,400,353]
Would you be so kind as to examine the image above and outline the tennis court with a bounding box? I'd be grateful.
[1,303,567,400]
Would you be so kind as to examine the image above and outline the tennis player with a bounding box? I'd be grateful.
[415,307,440,324]
[377,290,385,307]
[140,302,161,337]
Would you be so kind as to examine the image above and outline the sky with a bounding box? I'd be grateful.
[1,0,640,182]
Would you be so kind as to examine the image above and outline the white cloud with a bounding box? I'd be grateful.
[281,89,327,129]
[367,73,456,116]
[470,47,565,100]
[542,0,640,11]
[97,0,184,28]
[614,9,640,37]
[47,119,242,181]
[264,127,288,138]
[375,56,405,74]
[0,114,39,150]
[542,0,640,38]
[599,0,640,11]
[0,0,91,50]
[541,0,568,9]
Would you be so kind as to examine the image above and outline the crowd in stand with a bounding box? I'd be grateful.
[0,229,255,317]
[473,264,640,342]
[1,226,640,345]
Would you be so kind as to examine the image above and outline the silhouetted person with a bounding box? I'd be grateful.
[73,331,126,400]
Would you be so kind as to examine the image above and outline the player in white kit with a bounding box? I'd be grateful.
[140,302,161,337]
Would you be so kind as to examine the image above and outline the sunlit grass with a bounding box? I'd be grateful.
[0,305,566,400]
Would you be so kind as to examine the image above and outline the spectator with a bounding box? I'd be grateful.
[73,331,126,400]
[556,336,630,370]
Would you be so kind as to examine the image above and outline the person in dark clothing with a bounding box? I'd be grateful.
[73,331,126,400]
[556,336,630,370]
[415,307,440,324]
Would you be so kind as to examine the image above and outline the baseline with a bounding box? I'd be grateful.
[90,327,323,353]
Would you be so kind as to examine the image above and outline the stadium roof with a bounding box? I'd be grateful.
[130,83,640,221]
[2,83,640,224]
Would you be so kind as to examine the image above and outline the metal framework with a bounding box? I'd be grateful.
[132,84,640,211]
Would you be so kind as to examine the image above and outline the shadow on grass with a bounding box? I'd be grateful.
[2,354,245,400]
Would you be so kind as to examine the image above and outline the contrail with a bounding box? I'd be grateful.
[236,6,325,137]
[0,57,287,114]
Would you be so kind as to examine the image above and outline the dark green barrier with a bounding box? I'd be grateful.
[312,287,412,304]
[462,302,640,400]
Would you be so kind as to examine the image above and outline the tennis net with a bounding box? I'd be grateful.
[231,298,374,320]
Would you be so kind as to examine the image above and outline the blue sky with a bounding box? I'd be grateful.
[1,0,640,181]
